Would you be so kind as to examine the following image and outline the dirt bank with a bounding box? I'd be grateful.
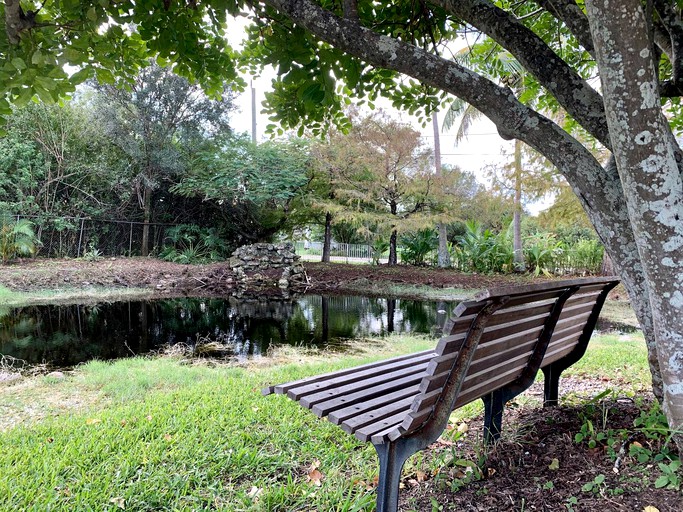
[0,257,539,299]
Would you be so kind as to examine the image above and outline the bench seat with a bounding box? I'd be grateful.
[263,277,620,512]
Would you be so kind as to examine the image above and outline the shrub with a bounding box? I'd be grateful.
[400,228,437,266]
[0,217,40,263]
[160,224,230,264]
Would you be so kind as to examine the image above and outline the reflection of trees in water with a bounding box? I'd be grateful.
[0,295,456,366]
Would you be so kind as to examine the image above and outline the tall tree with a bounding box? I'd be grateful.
[3,0,683,443]
[313,111,444,265]
[91,62,234,254]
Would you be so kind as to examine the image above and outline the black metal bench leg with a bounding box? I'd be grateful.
[482,389,505,444]
[542,366,560,407]
[374,441,413,512]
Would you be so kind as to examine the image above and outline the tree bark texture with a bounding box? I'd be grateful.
[322,211,332,263]
[513,140,524,272]
[586,0,683,431]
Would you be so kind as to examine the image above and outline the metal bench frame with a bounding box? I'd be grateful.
[263,277,619,511]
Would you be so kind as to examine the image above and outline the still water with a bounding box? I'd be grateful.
[0,296,456,366]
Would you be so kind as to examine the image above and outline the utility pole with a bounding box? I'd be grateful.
[251,80,257,144]
[433,113,451,268]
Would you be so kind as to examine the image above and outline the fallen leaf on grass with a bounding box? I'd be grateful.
[457,423,469,433]
[247,486,262,499]
[307,468,324,486]
[86,418,101,425]
[109,497,125,509]
[163,434,173,441]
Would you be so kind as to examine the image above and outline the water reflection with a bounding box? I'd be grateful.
[0,296,453,366]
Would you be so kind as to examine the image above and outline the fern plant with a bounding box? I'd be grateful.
[0,218,40,263]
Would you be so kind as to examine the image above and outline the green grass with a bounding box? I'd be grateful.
[0,332,651,511]
[0,285,156,307]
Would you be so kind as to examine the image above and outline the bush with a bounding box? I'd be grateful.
[450,220,513,273]
[0,217,40,263]
[160,224,230,264]
[400,229,437,266]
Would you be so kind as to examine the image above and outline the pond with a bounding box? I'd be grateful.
[0,295,457,367]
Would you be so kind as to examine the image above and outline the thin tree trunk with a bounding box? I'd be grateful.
[513,140,525,272]
[141,184,151,257]
[322,211,332,263]
[433,115,450,268]
[388,228,398,265]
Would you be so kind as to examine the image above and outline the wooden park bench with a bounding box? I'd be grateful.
[262,277,620,511]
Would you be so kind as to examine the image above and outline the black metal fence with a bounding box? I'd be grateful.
[19,216,177,258]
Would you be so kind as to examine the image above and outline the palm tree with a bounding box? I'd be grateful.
[443,50,528,271]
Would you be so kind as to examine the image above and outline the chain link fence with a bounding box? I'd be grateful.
[19,216,178,258]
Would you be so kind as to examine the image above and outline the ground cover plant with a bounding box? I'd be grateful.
[0,329,680,511]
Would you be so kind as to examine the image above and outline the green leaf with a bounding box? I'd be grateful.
[13,87,34,107]
[69,67,93,85]
[87,6,98,21]
[654,475,670,488]
[95,68,115,84]
[35,76,57,91]
[31,50,45,66]
[11,58,26,71]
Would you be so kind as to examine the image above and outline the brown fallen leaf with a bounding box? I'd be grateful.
[307,468,324,486]
[415,470,427,482]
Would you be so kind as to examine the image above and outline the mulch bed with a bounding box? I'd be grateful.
[399,382,682,511]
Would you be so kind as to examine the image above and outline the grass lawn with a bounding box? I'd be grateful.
[0,332,654,511]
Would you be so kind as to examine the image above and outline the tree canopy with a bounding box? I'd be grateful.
[3,0,683,443]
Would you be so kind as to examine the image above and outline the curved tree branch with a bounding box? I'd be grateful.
[431,0,611,149]
[534,0,595,57]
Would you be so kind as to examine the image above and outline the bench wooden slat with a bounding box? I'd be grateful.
[264,349,434,396]
[284,351,435,400]
[341,395,416,434]
[454,365,527,407]
[355,411,407,442]
[299,360,432,408]
[316,379,422,419]
[429,330,540,377]
[327,384,422,424]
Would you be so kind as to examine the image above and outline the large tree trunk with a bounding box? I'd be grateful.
[322,211,332,263]
[587,0,683,435]
[513,140,525,272]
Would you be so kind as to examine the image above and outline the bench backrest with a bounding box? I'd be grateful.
[398,277,619,437]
